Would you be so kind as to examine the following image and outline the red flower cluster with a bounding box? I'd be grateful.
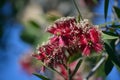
[33,43,67,68]
[33,17,103,68]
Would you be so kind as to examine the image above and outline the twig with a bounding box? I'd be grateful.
[84,53,108,80]
[70,58,82,78]
[40,61,66,80]
[72,0,83,21]
[99,20,120,27]
[68,68,71,80]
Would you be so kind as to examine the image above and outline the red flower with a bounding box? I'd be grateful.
[47,17,77,47]
[33,43,67,68]
[79,27,103,56]
[33,18,103,75]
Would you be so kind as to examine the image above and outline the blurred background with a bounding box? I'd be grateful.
[0,0,120,80]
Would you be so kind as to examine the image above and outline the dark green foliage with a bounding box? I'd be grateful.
[0,0,6,8]
[114,6,120,19]
[33,73,50,80]
[104,0,109,20]
[104,57,114,75]
[104,39,120,74]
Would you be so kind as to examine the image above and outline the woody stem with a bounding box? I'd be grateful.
[72,0,83,21]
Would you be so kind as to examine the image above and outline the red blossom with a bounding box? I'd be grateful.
[33,43,67,68]
[47,17,78,47]
[33,17,103,73]
[79,27,103,56]
[89,28,101,43]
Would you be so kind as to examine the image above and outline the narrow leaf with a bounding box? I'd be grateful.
[29,20,40,29]
[111,25,120,28]
[113,6,120,18]
[33,73,50,80]
[104,40,120,68]
[102,32,118,40]
[104,0,110,20]
[104,57,114,75]
[70,59,82,78]
[112,61,120,72]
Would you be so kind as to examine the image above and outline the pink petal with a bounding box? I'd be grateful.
[80,35,88,45]
[54,29,62,35]
[83,46,90,56]
[94,43,103,52]
[89,28,99,43]
[59,36,65,47]
[59,65,68,78]
[47,27,56,34]
[33,54,43,60]
[50,36,58,43]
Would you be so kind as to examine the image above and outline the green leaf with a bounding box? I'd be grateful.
[104,57,114,75]
[102,32,118,40]
[113,6,120,18]
[68,53,82,64]
[33,73,50,80]
[104,40,120,68]
[21,20,44,45]
[70,59,82,78]
[104,0,109,20]
[29,20,41,29]
[112,61,120,72]
[111,25,120,28]
[104,40,113,52]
